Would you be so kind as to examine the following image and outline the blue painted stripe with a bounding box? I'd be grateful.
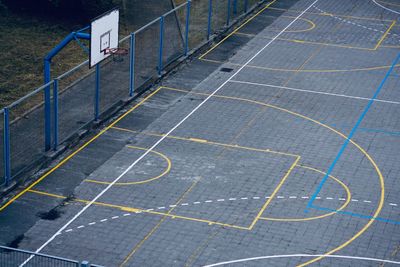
[306,52,400,212]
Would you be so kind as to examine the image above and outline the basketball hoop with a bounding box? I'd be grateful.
[104,47,129,62]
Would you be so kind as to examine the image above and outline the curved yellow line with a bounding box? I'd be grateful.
[378,0,400,7]
[272,16,316,33]
[217,95,384,267]
[246,63,400,73]
[85,146,171,185]
[163,87,385,267]
[261,165,351,222]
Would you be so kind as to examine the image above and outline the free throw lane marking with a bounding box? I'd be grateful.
[22,1,321,264]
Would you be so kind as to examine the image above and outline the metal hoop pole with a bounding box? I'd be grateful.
[3,108,11,186]
[129,33,136,97]
[53,79,59,151]
[185,0,191,56]
[207,0,213,40]
[158,16,165,76]
[95,64,100,121]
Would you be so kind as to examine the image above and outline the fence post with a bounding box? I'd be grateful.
[227,0,232,26]
[129,32,135,97]
[207,0,212,40]
[80,261,90,267]
[158,16,165,76]
[95,64,100,121]
[184,0,191,56]
[244,0,248,13]
[53,79,59,151]
[233,0,238,15]
[3,108,11,186]
[44,60,51,152]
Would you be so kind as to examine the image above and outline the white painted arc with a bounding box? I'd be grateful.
[202,254,400,266]
[19,0,320,265]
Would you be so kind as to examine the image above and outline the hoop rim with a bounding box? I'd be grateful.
[104,47,129,55]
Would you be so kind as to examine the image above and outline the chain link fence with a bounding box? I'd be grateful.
[0,0,270,189]
[0,245,97,267]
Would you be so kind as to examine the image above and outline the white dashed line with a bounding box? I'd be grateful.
[313,5,400,39]
[62,194,398,235]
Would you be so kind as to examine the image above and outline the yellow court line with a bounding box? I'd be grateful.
[28,189,142,213]
[381,44,400,49]
[158,86,385,267]
[0,87,163,212]
[120,180,199,266]
[268,6,395,22]
[85,146,171,185]
[112,126,299,158]
[377,0,400,7]
[263,15,316,33]
[259,164,352,222]
[199,0,277,59]
[249,156,300,229]
[27,188,251,230]
[27,164,352,225]
[374,20,396,50]
[200,57,400,73]
[234,32,374,51]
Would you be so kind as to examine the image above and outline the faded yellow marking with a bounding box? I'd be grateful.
[28,189,142,213]
[85,146,171,185]
[377,0,400,7]
[234,32,374,50]
[112,125,299,158]
[249,156,300,229]
[120,180,199,266]
[201,57,400,73]
[199,0,277,59]
[374,20,396,50]
[260,165,351,222]
[0,87,162,212]
[188,138,208,143]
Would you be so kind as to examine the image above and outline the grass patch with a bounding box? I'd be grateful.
[0,7,88,109]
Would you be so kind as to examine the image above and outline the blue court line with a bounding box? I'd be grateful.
[311,204,400,225]
[306,52,400,213]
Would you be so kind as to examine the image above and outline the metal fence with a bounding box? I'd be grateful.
[0,0,267,186]
[0,245,101,267]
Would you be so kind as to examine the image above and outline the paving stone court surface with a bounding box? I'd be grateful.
[1,0,400,266]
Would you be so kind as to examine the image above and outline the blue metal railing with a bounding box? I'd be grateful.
[0,245,103,266]
[0,0,268,191]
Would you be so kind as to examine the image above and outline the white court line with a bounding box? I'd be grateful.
[20,1,320,265]
[372,0,400,15]
[202,254,400,266]
[230,80,400,105]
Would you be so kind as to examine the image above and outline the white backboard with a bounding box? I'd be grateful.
[90,8,119,68]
